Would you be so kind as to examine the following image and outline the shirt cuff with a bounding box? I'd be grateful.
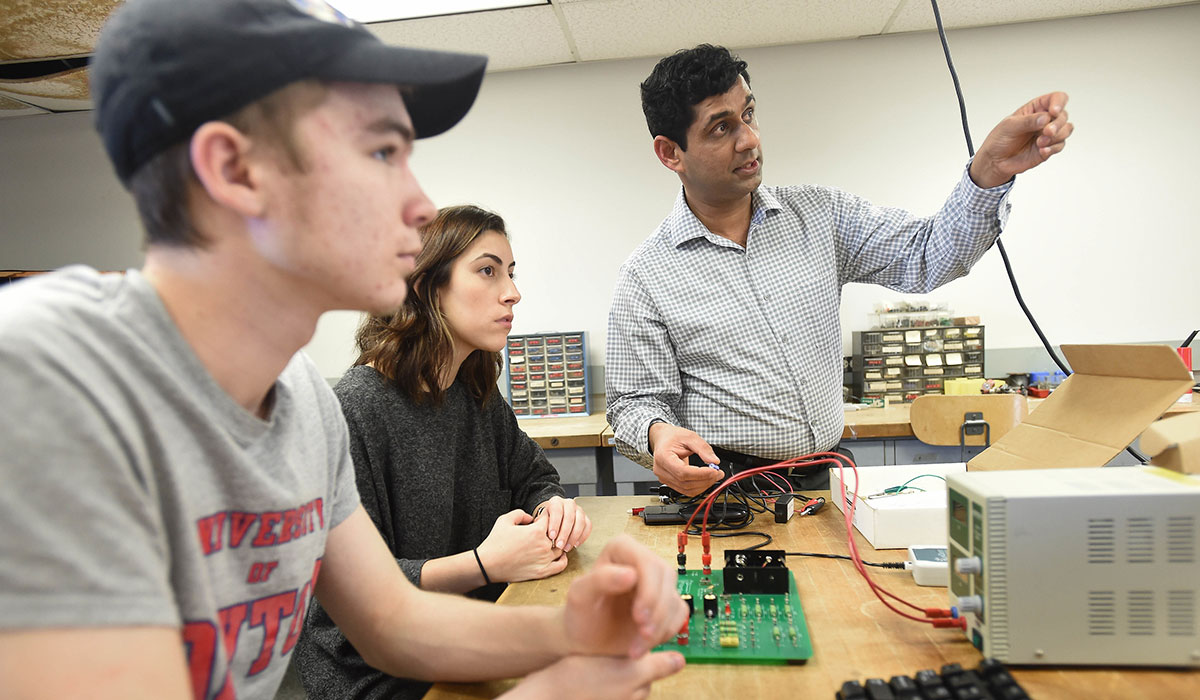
[610,406,674,469]
[960,158,1014,231]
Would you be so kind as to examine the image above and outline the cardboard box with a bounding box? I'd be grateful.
[944,377,985,395]
[967,344,1193,471]
[828,462,966,549]
[1140,410,1200,474]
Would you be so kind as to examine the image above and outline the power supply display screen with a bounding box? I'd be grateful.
[948,489,970,548]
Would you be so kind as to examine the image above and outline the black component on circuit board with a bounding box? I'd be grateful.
[722,549,789,595]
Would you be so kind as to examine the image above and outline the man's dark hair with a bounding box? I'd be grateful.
[640,44,750,151]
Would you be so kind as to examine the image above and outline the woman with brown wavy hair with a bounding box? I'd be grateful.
[297,204,592,699]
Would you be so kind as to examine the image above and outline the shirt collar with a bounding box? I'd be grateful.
[667,184,784,248]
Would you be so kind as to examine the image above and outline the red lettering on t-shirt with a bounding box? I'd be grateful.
[182,620,218,699]
[182,555,327,697]
[196,512,227,555]
[229,512,257,549]
[252,512,282,548]
[277,508,299,544]
[193,498,327,556]
[218,604,249,665]
[246,591,297,676]
[281,558,322,655]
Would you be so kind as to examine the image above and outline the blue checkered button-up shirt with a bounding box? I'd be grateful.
[606,164,1012,467]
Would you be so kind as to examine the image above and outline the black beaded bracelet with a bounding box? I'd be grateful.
[472,547,492,586]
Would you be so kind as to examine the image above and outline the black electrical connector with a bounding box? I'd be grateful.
[723,550,789,594]
[774,493,795,523]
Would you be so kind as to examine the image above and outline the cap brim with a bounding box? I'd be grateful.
[317,43,487,139]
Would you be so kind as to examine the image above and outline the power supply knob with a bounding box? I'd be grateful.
[955,557,982,575]
[956,596,984,614]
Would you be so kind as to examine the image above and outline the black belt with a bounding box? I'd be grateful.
[693,446,849,472]
[688,445,849,493]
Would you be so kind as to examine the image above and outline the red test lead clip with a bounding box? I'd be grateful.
[800,498,825,516]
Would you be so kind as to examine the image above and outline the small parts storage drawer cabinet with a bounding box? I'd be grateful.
[852,326,984,404]
[506,332,591,418]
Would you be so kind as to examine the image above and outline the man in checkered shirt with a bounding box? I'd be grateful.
[606,45,1073,496]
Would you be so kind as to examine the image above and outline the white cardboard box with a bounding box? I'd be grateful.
[828,462,966,550]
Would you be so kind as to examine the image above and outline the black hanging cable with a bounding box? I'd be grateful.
[929,0,1149,462]
[930,0,1068,376]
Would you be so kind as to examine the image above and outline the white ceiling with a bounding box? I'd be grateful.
[368,0,1197,71]
[0,0,1195,118]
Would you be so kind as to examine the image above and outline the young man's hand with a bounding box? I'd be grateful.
[970,92,1073,189]
[533,496,592,553]
[561,534,688,659]
[504,651,684,699]
[648,422,722,496]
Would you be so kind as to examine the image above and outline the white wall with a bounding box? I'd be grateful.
[0,110,141,270]
[2,5,1196,379]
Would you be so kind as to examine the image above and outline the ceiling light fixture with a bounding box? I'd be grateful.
[327,0,547,24]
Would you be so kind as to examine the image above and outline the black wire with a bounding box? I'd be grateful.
[1182,331,1197,349]
[669,473,803,538]
[709,531,773,549]
[930,0,973,156]
[678,500,752,531]
[929,0,1149,463]
[784,551,906,570]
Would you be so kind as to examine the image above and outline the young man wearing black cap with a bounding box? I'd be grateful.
[0,1,685,698]
[607,45,1074,497]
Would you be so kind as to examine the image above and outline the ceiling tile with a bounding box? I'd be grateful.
[558,0,903,62]
[0,66,91,111]
[886,0,1189,33]
[0,91,47,116]
[368,5,574,71]
[0,0,119,61]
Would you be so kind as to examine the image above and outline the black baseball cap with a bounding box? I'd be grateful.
[91,0,488,184]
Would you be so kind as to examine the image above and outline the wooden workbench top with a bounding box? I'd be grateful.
[424,495,1196,698]
[521,396,1197,449]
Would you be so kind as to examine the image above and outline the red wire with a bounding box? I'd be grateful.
[680,451,943,626]
[683,461,834,534]
[821,451,934,622]
[756,470,792,495]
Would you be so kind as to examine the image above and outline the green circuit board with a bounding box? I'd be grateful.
[654,568,814,665]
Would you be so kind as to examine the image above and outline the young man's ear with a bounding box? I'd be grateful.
[189,121,267,218]
[653,135,685,174]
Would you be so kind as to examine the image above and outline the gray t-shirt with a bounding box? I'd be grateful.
[0,266,360,700]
